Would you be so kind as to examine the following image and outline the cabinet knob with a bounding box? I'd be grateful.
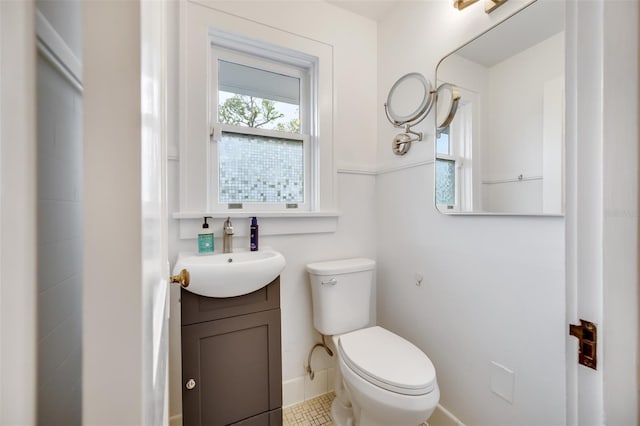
[185,379,196,390]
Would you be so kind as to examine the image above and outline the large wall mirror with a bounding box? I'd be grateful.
[435,0,565,215]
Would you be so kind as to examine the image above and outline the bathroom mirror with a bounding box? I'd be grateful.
[435,0,565,215]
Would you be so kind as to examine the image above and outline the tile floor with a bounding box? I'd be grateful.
[283,392,335,426]
[282,392,429,426]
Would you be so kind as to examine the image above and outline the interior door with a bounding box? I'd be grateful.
[566,1,639,425]
[0,1,37,424]
[141,0,170,424]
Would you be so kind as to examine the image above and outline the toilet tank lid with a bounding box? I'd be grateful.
[306,258,375,275]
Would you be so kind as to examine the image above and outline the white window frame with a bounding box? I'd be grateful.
[435,88,475,212]
[178,2,336,229]
[209,36,316,213]
[452,96,474,211]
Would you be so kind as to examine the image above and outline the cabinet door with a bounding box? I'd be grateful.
[182,310,282,426]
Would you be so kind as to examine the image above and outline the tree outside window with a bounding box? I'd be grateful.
[219,93,300,133]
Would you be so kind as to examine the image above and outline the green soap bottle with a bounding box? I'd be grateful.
[198,216,214,254]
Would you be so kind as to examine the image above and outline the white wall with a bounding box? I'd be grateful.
[376,2,566,425]
[167,1,378,418]
[36,2,83,424]
[36,31,83,426]
[35,0,82,60]
[483,32,564,213]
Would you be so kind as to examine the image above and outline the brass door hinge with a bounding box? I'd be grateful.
[569,319,597,370]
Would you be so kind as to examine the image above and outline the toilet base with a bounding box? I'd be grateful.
[327,331,438,426]
[331,397,354,426]
[331,392,431,426]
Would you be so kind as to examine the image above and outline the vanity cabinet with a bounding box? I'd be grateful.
[181,278,282,426]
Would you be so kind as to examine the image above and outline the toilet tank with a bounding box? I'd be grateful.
[306,258,375,336]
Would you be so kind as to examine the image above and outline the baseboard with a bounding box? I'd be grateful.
[283,368,335,408]
[169,414,182,426]
[429,403,465,426]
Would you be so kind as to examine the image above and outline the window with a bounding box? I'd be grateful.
[210,42,315,212]
[435,93,474,211]
[435,127,456,207]
[179,6,335,222]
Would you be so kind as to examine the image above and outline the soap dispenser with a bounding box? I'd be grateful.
[197,216,214,255]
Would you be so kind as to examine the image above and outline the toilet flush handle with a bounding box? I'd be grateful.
[321,278,337,286]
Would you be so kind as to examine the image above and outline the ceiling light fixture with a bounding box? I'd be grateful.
[453,0,480,11]
[485,0,508,13]
[453,0,508,13]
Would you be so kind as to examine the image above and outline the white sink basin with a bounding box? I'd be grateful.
[173,249,286,298]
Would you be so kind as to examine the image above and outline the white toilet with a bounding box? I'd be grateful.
[306,258,439,426]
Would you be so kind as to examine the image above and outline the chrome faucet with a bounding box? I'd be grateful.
[223,217,234,253]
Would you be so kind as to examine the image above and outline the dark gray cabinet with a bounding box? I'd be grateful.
[181,278,282,426]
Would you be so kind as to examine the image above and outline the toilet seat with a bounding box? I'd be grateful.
[338,326,436,396]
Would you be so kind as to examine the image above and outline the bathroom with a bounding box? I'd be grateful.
[1,0,637,425]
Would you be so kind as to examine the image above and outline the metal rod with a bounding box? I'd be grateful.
[481,175,543,185]
[305,334,334,380]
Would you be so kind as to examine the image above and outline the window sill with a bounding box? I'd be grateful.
[173,211,340,239]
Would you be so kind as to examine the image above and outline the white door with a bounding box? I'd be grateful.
[566,1,639,425]
[141,0,170,424]
[83,1,169,423]
[0,1,37,424]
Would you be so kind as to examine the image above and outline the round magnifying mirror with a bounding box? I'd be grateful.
[435,83,460,130]
[386,73,433,125]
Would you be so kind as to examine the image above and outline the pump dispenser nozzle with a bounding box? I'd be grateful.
[223,217,234,253]
[197,216,214,254]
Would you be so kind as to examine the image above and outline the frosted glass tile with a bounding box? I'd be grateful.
[219,132,304,203]
[436,159,455,206]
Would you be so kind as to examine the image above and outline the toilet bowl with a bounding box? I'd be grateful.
[306,258,439,426]
[334,327,439,426]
